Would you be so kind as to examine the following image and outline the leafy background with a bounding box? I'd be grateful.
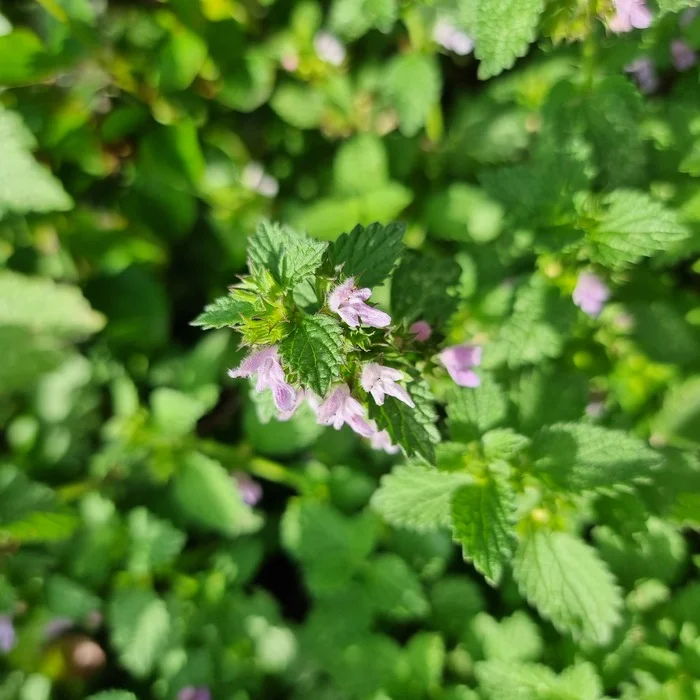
[1,0,700,699]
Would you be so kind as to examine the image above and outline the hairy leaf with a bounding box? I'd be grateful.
[191,294,256,329]
[446,373,509,441]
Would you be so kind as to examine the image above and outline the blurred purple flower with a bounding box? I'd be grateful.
[316,384,374,437]
[433,19,474,55]
[0,616,15,654]
[314,31,346,66]
[233,472,263,506]
[625,57,659,94]
[361,363,415,408]
[369,427,400,454]
[328,279,391,329]
[439,345,482,387]
[229,346,300,415]
[609,0,652,33]
[671,40,697,71]
[178,687,212,700]
[573,272,610,317]
[44,617,74,641]
[410,320,432,342]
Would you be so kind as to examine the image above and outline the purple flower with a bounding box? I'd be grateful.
[433,19,474,56]
[229,346,300,415]
[314,31,346,66]
[360,363,415,408]
[316,384,374,437]
[410,320,432,342]
[439,345,482,387]
[609,0,652,32]
[178,687,212,700]
[233,472,263,506]
[573,272,610,318]
[625,57,659,94]
[44,617,74,641]
[369,427,400,455]
[0,616,15,654]
[328,279,391,329]
[671,40,697,71]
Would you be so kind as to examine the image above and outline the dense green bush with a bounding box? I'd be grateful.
[1,0,700,698]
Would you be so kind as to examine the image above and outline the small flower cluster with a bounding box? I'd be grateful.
[228,277,482,454]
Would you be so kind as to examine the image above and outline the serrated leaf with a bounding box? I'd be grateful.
[0,271,104,337]
[474,0,545,79]
[369,380,440,462]
[363,553,429,621]
[331,221,405,288]
[446,373,508,441]
[191,294,256,329]
[472,611,542,662]
[451,477,516,585]
[172,452,262,537]
[107,588,170,678]
[279,314,344,396]
[0,106,72,217]
[589,191,689,269]
[127,508,185,576]
[482,428,530,460]
[531,422,662,492]
[475,660,557,700]
[371,463,472,531]
[513,529,622,645]
[248,220,327,289]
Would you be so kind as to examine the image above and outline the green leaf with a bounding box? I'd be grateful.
[127,508,185,576]
[371,462,472,531]
[657,0,697,14]
[430,577,485,638]
[329,0,398,39]
[531,422,662,492]
[446,373,508,441]
[472,611,542,662]
[513,529,622,645]
[270,83,326,129]
[0,326,64,394]
[383,53,441,137]
[86,692,139,700]
[404,632,446,694]
[589,191,689,269]
[279,314,344,396]
[654,376,700,448]
[369,380,441,462]
[172,452,262,537]
[390,251,461,325]
[451,477,516,585]
[248,220,327,289]
[331,221,405,288]
[482,429,530,461]
[0,511,79,544]
[475,660,557,700]
[0,271,104,337]
[191,294,256,329]
[333,134,390,196]
[0,30,50,86]
[107,588,170,678]
[46,575,101,621]
[150,387,213,438]
[158,23,207,92]
[474,0,545,79]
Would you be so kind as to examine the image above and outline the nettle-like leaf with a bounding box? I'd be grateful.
[279,314,344,397]
[513,529,622,645]
[248,220,327,289]
[588,191,689,269]
[369,380,441,462]
[331,221,405,288]
[371,462,472,531]
[531,422,662,493]
[451,476,516,585]
[191,294,257,329]
[473,0,545,79]
[446,373,509,442]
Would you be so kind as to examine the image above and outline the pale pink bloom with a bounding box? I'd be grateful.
[586,401,605,418]
[433,18,474,56]
[360,362,415,408]
[316,384,374,437]
[609,0,652,33]
[229,346,299,414]
[410,320,432,342]
[277,389,305,421]
[242,162,279,198]
[370,427,400,454]
[233,472,263,506]
[314,31,346,66]
[573,272,610,318]
[439,345,482,387]
[671,40,697,71]
[328,278,391,328]
[625,57,659,94]
[281,53,299,72]
[178,688,211,700]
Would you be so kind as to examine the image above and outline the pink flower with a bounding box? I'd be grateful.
[316,384,374,437]
[439,345,482,387]
[281,53,299,72]
[573,272,610,318]
[233,472,263,506]
[370,427,400,454]
[229,346,300,414]
[433,19,474,56]
[178,688,211,700]
[410,320,432,342]
[609,0,652,33]
[328,278,391,328]
[671,40,697,71]
[314,31,346,66]
[625,57,659,94]
[360,363,415,408]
